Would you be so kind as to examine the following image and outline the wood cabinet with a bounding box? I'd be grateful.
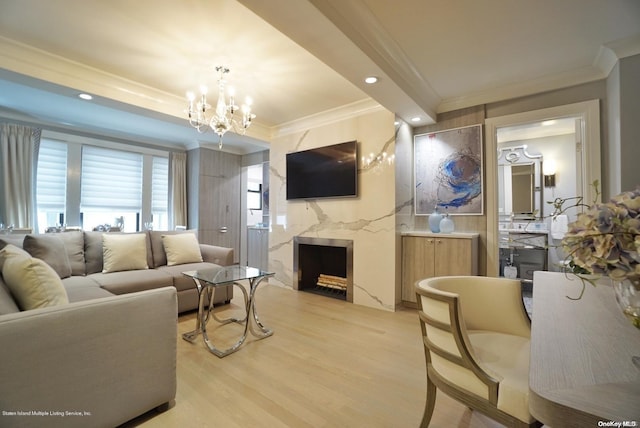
[247,227,269,271]
[187,147,241,263]
[402,232,478,306]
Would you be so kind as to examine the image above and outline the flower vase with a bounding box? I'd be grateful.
[439,214,455,234]
[428,208,442,233]
[613,278,640,329]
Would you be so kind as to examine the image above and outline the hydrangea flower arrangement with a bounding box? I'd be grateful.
[561,188,640,284]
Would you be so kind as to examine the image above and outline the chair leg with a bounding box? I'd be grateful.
[420,374,437,428]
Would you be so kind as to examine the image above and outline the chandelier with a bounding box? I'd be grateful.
[186,66,255,149]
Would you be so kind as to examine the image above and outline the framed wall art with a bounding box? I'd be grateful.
[414,124,483,215]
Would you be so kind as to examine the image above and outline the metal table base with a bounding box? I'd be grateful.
[182,269,273,357]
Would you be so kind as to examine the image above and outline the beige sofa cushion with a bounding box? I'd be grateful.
[57,231,86,276]
[0,275,20,315]
[162,233,203,266]
[0,235,26,250]
[90,269,173,295]
[23,234,73,279]
[62,276,114,302]
[1,250,69,311]
[157,262,222,292]
[0,243,30,269]
[102,233,149,273]
[149,229,197,267]
[84,231,105,274]
[85,231,154,274]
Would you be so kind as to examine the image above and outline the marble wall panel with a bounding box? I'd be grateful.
[268,108,398,310]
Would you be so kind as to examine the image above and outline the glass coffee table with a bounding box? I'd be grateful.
[182,265,274,357]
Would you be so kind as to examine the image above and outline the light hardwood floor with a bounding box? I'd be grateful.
[124,283,507,428]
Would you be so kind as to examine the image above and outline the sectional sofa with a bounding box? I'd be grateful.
[0,230,234,428]
[0,229,234,314]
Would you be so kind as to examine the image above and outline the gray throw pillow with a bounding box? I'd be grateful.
[23,235,72,279]
[58,231,86,276]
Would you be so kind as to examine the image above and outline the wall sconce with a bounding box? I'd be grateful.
[543,159,557,187]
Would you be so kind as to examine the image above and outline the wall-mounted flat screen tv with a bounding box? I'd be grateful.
[286,141,358,200]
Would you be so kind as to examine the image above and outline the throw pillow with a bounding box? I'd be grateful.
[2,253,69,310]
[0,244,30,271]
[162,233,203,266]
[102,233,149,273]
[23,234,73,279]
[58,231,86,276]
[0,235,26,251]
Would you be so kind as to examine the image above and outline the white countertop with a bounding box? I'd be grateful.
[402,231,479,238]
[500,228,548,234]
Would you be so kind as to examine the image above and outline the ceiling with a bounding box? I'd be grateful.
[0,0,638,154]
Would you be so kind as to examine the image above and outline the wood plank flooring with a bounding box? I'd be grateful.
[123,283,507,428]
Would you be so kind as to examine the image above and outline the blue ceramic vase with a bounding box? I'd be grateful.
[439,213,455,233]
[428,207,443,233]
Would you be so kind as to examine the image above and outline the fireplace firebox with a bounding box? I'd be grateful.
[293,236,353,302]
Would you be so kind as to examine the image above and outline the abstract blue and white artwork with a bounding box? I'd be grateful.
[414,124,483,215]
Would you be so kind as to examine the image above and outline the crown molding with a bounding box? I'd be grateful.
[440,34,640,114]
[271,98,384,138]
[437,65,606,114]
[594,33,640,76]
[0,35,276,137]
[307,0,439,121]
[0,36,187,117]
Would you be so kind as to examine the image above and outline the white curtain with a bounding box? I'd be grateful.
[170,152,187,228]
[0,123,41,229]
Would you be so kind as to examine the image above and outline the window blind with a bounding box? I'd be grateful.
[81,146,142,211]
[36,139,67,211]
[152,156,168,213]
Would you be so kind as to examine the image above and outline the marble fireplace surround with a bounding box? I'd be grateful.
[268,107,397,311]
[293,236,354,303]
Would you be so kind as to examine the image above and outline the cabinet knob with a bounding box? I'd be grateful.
[437,239,442,244]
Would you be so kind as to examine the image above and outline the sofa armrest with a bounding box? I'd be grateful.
[0,287,177,428]
[200,244,234,266]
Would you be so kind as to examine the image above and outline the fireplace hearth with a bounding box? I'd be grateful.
[293,236,353,302]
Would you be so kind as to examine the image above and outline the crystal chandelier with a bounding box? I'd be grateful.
[186,66,255,149]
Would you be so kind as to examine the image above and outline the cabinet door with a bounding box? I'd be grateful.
[247,228,269,271]
[434,237,473,276]
[401,236,435,303]
[197,149,241,262]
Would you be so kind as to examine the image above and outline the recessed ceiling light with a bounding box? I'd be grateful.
[364,76,378,84]
[78,93,93,100]
[541,120,556,126]
[411,117,421,122]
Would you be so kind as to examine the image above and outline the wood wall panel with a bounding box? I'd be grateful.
[413,105,488,275]
[187,147,241,262]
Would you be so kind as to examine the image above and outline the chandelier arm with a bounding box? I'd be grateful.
[185,65,255,149]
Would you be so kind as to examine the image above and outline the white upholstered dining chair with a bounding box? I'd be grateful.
[415,276,541,427]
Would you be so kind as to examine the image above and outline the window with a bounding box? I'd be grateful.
[151,156,169,230]
[35,134,170,233]
[36,139,67,231]
[80,146,142,232]
[247,182,262,210]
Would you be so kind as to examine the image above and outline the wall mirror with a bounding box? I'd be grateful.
[497,146,542,220]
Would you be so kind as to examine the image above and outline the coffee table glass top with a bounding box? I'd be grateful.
[182,265,274,286]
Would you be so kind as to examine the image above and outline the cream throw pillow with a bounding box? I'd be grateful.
[2,253,69,310]
[162,233,203,266]
[0,244,30,271]
[102,233,149,273]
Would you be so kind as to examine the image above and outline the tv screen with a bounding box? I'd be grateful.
[286,141,358,200]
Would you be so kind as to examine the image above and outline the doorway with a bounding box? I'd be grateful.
[485,100,602,277]
[240,161,270,270]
